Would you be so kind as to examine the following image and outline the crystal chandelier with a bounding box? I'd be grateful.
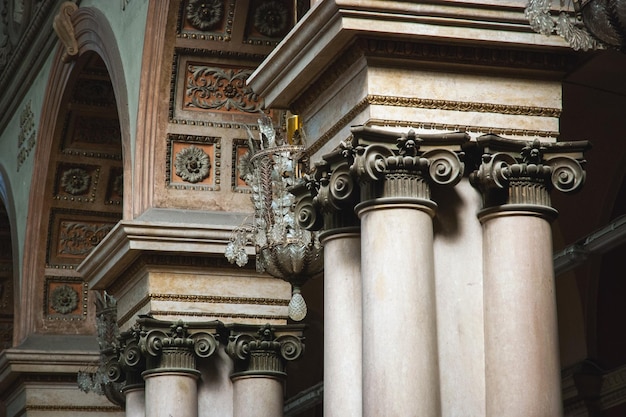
[525,0,626,51]
[225,116,323,321]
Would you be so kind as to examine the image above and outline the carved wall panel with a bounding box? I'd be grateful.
[44,277,87,320]
[61,110,122,157]
[167,134,221,191]
[184,64,261,113]
[232,138,255,193]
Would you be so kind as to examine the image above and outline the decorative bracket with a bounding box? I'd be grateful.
[53,1,79,62]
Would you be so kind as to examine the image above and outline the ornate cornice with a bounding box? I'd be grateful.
[226,323,305,378]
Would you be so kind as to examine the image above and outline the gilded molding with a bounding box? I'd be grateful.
[366,95,561,118]
[149,293,289,306]
[52,1,79,62]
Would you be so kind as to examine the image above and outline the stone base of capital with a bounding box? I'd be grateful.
[478,203,558,223]
[355,197,437,218]
[142,368,201,380]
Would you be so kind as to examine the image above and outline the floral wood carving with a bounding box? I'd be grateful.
[185,65,262,112]
[175,145,211,183]
[186,0,224,31]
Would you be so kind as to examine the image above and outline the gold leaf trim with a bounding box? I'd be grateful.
[366,95,561,117]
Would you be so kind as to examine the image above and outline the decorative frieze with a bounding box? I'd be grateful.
[227,323,305,378]
[469,134,590,219]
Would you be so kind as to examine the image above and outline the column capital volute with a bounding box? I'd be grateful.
[469,135,590,221]
[226,323,305,379]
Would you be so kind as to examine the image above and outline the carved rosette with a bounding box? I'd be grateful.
[291,126,468,235]
[226,324,305,378]
[469,135,590,221]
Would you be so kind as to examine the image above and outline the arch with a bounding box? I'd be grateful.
[0,165,18,349]
[19,7,130,344]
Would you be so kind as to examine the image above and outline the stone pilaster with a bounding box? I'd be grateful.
[470,135,589,417]
[226,324,305,417]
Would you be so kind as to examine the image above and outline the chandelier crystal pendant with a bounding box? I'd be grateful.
[225,116,323,321]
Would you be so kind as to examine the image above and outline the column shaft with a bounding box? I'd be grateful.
[360,204,440,417]
[144,371,199,417]
[483,213,561,416]
[232,375,284,417]
[124,387,145,417]
[322,232,362,417]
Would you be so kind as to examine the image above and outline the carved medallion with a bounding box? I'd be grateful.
[253,0,289,37]
[50,284,79,314]
[186,0,224,31]
[175,145,211,183]
[60,167,91,195]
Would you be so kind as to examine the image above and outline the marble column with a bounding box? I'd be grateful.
[227,324,305,417]
[471,136,589,417]
[293,147,362,417]
[353,127,467,417]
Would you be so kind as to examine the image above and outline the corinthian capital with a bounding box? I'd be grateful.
[469,135,590,218]
[291,126,468,232]
[226,323,305,378]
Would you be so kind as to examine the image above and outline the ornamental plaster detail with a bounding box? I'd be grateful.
[166,134,221,191]
[185,65,261,113]
[185,0,224,32]
[252,0,289,38]
[17,99,36,171]
[44,277,88,320]
[175,145,211,183]
[177,0,234,41]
